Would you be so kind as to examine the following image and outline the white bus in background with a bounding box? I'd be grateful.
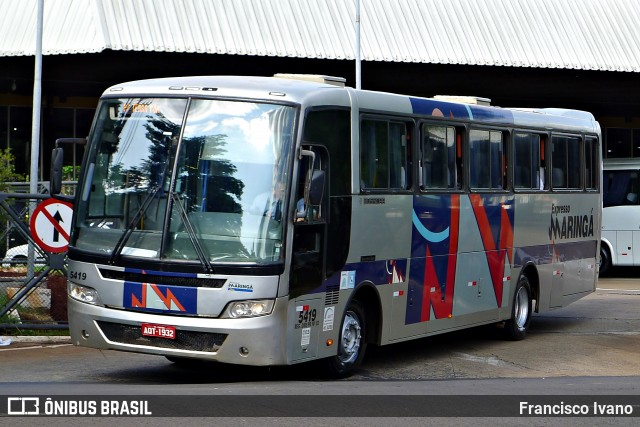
[601,158,640,274]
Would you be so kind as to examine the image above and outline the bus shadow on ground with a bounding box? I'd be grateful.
[101,323,510,384]
[99,295,605,384]
[599,266,640,279]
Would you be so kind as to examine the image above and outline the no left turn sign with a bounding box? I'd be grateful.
[30,198,74,253]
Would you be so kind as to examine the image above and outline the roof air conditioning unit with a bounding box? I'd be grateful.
[274,74,346,87]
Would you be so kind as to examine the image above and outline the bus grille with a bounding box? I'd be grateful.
[97,321,227,352]
[99,269,227,288]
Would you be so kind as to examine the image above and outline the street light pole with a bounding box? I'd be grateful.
[28,0,44,277]
[30,0,43,195]
[355,0,361,90]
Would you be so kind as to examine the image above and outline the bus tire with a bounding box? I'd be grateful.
[504,275,532,341]
[599,245,611,276]
[325,299,367,378]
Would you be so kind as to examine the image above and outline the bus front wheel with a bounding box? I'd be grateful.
[504,275,532,341]
[325,299,367,377]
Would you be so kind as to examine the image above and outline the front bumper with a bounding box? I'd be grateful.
[68,295,289,366]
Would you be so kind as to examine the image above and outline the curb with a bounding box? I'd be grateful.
[1,335,71,344]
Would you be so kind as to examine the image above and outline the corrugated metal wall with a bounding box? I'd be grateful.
[1,0,639,72]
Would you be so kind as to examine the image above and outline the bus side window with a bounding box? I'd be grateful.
[585,137,598,191]
[551,135,580,190]
[629,172,639,204]
[491,130,505,189]
[469,129,504,190]
[360,120,386,189]
[360,118,411,191]
[539,136,546,190]
[603,170,638,207]
[513,132,542,190]
[420,124,459,190]
[389,122,409,189]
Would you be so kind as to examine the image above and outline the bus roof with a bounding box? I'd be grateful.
[102,75,600,134]
[102,75,349,105]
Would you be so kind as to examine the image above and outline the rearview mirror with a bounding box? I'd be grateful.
[50,147,64,195]
[307,169,325,206]
[50,138,86,196]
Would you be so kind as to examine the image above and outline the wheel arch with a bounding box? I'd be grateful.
[600,237,614,263]
[519,262,540,313]
[351,281,382,345]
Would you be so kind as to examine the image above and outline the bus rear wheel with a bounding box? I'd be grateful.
[325,299,367,378]
[504,275,532,341]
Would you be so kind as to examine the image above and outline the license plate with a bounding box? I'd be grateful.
[141,323,176,340]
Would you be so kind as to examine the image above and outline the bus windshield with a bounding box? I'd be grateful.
[73,97,296,264]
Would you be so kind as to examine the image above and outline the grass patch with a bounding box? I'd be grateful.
[1,328,69,336]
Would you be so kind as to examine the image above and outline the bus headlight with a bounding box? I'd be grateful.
[223,300,274,318]
[68,283,102,305]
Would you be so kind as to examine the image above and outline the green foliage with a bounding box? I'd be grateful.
[0,292,21,327]
[0,148,23,190]
[62,165,81,181]
[0,149,25,256]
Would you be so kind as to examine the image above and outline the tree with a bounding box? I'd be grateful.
[0,148,24,258]
[0,148,23,190]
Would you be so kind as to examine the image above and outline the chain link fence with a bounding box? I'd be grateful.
[0,183,75,331]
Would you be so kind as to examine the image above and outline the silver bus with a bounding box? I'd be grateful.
[53,75,602,376]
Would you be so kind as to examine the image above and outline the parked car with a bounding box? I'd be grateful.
[1,244,47,267]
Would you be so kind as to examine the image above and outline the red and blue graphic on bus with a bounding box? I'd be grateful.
[406,194,515,324]
[406,195,460,324]
[123,282,197,314]
[319,258,408,292]
[469,194,515,309]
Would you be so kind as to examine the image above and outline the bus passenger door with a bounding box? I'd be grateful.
[290,146,327,298]
[289,146,328,361]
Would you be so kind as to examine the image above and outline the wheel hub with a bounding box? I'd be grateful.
[339,312,362,364]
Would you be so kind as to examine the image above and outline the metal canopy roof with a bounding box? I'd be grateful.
[1,0,639,72]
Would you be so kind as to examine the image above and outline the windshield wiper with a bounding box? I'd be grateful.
[110,135,174,265]
[170,193,214,273]
[109,185,162,265]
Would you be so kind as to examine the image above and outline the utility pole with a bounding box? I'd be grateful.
[30,0,43,196]
[28,0,44,277]
[355,0,361,90]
